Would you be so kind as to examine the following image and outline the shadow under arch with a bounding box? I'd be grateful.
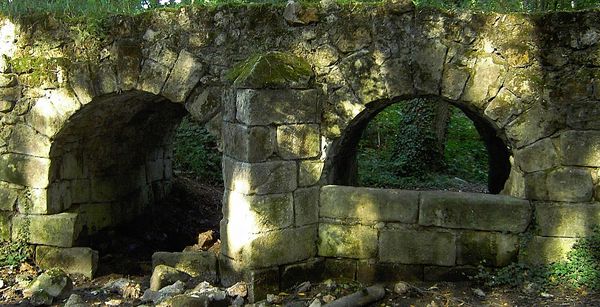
[47,90,187,239]
[325,95,511,194]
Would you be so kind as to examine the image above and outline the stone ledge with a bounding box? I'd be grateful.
[419,191,531,233]
[320,185,419,223]
[12,213,80,247]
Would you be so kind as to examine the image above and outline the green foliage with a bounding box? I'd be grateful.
[357,101,488,190]
[172,116,222,184]
[0,239,32,267]
[444,110,488,183]
[474,227,600,291]
[549,226,600,290]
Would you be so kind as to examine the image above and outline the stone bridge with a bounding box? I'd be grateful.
[0,0,600,299]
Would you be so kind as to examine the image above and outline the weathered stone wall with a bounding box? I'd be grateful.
[319,185,531,281]
[0,0,598,298]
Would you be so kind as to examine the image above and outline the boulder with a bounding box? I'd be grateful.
[150,265,190,291]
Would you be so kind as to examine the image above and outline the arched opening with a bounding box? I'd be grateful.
[326,97,511,194]
[47,90,223,274]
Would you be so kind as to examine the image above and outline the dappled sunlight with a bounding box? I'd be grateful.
[0,18,17,58]
[223,187,257,258]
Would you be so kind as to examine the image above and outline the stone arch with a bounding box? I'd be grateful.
[47,90,186,239]
[324,96,511,194]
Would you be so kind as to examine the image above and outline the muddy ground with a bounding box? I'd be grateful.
[0,175,598,306]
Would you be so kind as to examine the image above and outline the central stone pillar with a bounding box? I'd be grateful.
[219,52,322,301]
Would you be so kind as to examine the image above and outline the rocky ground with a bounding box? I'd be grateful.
[0,175,598,306]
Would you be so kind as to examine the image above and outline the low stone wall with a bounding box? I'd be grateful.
[318,185,532,281]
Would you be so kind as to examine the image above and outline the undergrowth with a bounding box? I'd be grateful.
[172,116,222,184]
[0,239,32,267]
[474,227,600,291]
[0,0,598,19]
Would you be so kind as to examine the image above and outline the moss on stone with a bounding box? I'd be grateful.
[9,56,71,87]
[226,51,313,89]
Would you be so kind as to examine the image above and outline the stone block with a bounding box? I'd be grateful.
[162,50,204,103]
[47,181,72,213]
[419,191,531,233]
[91,177,122,202]
[186,87,223,124]
[456,231,518,267]
[94,63,117,95]
[379,230,456,266]
[294,187,319,226]
[382,58,414,98]
[520,236,577,265]
[152,251,217,282]
[424,266,477,282]
[501,168,526,198]
[59,152,85,180]
[413,41,447,95]
[320,185,419,223]
[222,222,316,269]
[228,51,313,89]
[0,183,18,211]
[223,157,297,195]
[357,261,423,283]
[318,223,377,259]
[150,264,190,291]
[441,66,469,101]
[323,258,357,280]
[223,190,294,232]
[546,168,593,202]
[236,89,319,125]
[8,124,51,157]
[298,160,324,187]
[0,154,50,188]
[276,124,321,160]
[138,59,170,95]
[515,138,558,172]
[280,258,325,290]
[484,87,520,127]
[505,103,559,148]
[70,180,90,204]
[18,188,54,214]
[0,211,11,241]
[223,123,274,162]
[560,131,600,167]
[462,55,506,105]
[35,246,98,279]
[75,203,113,235]
[26,93,78,138]
[534,202,600,237]
[12,213,80,247]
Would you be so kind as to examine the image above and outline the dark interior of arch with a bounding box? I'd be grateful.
[48,90,186,240]
[327,98,511,194]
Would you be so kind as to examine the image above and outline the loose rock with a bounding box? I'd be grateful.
[393,281,410,295]
[23,268,73,305]
[226,281,248,297]
[150,265,190,291]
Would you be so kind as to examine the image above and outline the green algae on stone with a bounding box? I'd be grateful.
[226,51,313,89]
